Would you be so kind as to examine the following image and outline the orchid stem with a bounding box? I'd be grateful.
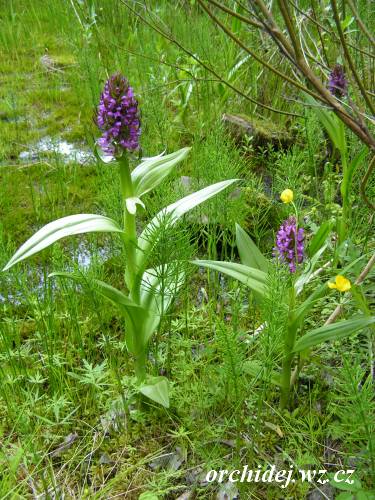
[119,155,145,384]
[280,284,297,409]
[119,155,140,304]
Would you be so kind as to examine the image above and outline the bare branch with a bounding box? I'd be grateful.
[346,0,375,47]
[121,0,302,117]
[360,154,375,211]
[330,0,375,115]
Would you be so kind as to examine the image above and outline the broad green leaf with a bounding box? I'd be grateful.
[292,283,329,331]
[140,264,185,345]
[192,260,267,299]
[306,96,346,156]
[235,223,268,271]
[293,316,375,352]
[131,147,190,198]
[308,221,332,258]
[49,272,148,355]
[125,196,145,215]
[3,214,123,271]
[341,15,355,31]
[295,244,327,295]
[242,360,281,386]
[341,146,368,203]
[139,376,170,408]
[136,179,238,267]
[338,254,365,275]
[329,472,362,492]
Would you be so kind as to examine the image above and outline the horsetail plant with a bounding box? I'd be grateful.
[2,73,238,408]
[193,190,375,409]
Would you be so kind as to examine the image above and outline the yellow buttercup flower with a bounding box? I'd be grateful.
[328,275,351,292]
[280,189,294,204]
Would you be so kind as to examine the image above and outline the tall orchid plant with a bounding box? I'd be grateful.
[194,189,374,409]
[3,73,237,407]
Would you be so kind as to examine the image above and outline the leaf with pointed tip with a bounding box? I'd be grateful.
[136,179,238,268]
[131,147,190,198]
[192,260,267,299]
[3,214,123,271]
[308,221,332,258]
[140,264,185,345]
[291,283,329,331]
[295,244,327,295]
[305,95,346,155]
[293,316,375,352]
[341,146,368,204]
[235,223,268,271]
[139,376,170,408]
[49,271,148,355]
[125,197,145,215]
[242,360,281,386]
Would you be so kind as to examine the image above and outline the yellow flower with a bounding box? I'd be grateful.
[328,275,351,292]
[280,189,294,204]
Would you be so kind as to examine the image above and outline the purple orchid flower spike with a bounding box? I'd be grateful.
[328,64,348,98]
[274,216,304,273]
[97,73,141,156]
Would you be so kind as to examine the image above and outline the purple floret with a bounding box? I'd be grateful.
[97,73,140,156]
[328,64,348,98]
[274,216,304,273]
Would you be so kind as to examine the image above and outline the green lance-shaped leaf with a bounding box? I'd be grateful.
[140,264,185,346]
[293,316,375,353]
[341,146,368,204]
[308,221,333,258]
[305,95,346,156]
[242,360,281,387]
[295,244,328,295]
[139,376,170,408]
[136,179,238,268]
[3,214,123,271]
[49,272,149,355]
[291,283,329,332]
[131,147,191,198]
[192,260,267,299]
[235,223,268,272]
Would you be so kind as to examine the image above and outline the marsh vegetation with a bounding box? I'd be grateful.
[0,1,374,498]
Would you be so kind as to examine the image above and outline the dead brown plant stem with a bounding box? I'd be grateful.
[207,0,263,29]
[330,0,375,115]
[345,0,375,47]
[200,0,323,102]
[250,0,375,149]
[122,0,301,117]
[360,155,375,211]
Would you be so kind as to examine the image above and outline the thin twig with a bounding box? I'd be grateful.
[206,0,263,29]
[345,0,375,47]
[290,0,375,58]
[330,0,375,115]
[251,0,375,148]
[360,154,375,211]
[122,0,302,117]
[200,0,324,102]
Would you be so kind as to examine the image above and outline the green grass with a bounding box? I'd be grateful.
[0,0,374,498]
